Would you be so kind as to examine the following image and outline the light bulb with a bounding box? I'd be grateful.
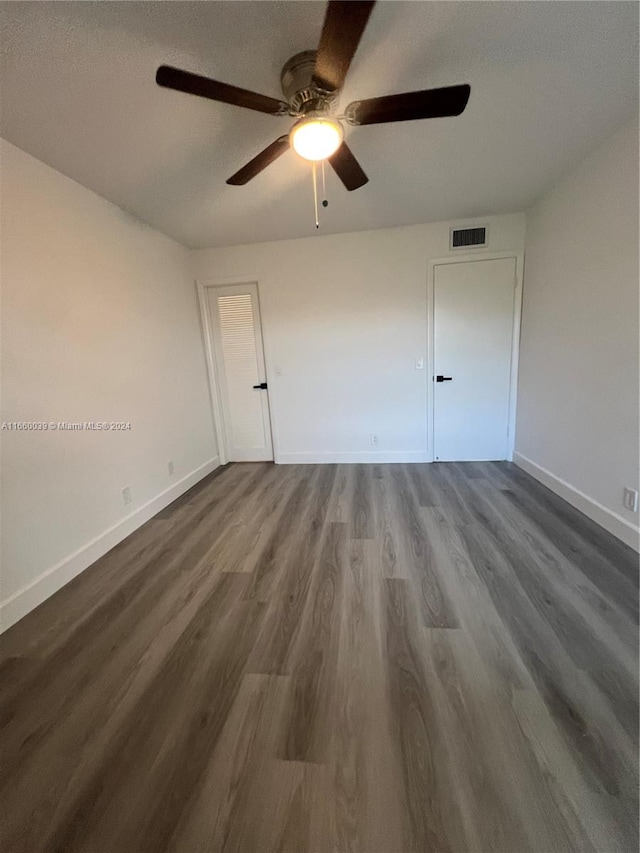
[290,116,344,161]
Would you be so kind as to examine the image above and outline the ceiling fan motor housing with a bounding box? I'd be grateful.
[281,50,338,115]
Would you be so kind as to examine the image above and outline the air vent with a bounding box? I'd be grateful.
[450,225,488,250]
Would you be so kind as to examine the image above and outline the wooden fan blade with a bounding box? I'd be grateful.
[313,1,376,92]
[328,142,368,191]
[156,65,289,116]
[226,136,290,185]
[345,84,471,125]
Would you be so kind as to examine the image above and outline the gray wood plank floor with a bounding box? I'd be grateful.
[0,462,637,852]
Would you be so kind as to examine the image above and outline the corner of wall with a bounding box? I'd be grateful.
[0,456,221,633]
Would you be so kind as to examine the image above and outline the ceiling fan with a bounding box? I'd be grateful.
[156,0,470,192]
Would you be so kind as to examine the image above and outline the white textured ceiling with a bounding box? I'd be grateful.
[1,1,638,248]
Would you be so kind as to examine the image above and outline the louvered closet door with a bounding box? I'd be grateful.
[207,283,273,461]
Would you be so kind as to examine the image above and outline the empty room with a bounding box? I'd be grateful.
[1,1,638,851]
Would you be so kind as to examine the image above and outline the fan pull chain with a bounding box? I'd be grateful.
[312,161,319,229]
[321,160,329,211]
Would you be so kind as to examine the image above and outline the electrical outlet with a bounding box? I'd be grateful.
[168,460,174,476]
[122,486,132,506]
[623,487,638,513]
[415,357,424,370]
[371,433,378,446]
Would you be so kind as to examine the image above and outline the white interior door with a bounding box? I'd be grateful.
[433,257,516,461]
[207,283,273,462]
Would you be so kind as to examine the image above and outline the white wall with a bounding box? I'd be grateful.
[192,214,525,464]
[0,140,219,630]
[515,119,639,550]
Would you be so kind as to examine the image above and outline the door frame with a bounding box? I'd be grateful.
[196,277,275,465]
[426,251,524,463]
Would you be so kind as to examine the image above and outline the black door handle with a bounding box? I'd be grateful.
[436,375,453,382]
[253,382,268,390]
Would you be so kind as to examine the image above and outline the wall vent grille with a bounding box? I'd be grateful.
[450,225,488,250]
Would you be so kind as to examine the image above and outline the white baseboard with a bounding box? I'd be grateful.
[513,452,639,552]
[276,450,430,464]
[0,455,221,633]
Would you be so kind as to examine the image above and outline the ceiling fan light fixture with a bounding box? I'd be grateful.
[157,1,471,192]
[290,114,343,161]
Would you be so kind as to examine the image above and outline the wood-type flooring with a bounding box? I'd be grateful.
[1,461,638,852]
